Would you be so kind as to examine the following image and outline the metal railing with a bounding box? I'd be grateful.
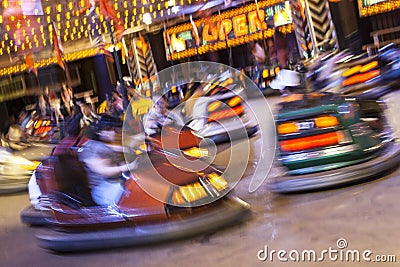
[364,26,400,55]
[0,77,26,102]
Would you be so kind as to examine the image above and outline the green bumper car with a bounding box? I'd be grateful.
[269,92,400,193]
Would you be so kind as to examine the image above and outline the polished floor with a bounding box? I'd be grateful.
[1,92,400,267]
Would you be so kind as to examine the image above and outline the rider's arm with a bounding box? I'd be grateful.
[84,157,138,178]
[79,140,138,178]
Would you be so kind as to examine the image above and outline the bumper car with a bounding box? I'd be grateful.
[0,123,53,194]
[22,101,217,226]
[165,78,259,145]
[0,147,40,194]
[308,44,400,99]
[1,118,56,160]
[21,145,250,252]
[268,92,400,193]
[20,122,223,225]
[23,113,63,144]
[259,67,285,96]
[145,124,203,151]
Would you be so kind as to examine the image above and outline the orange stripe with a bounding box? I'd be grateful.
[208,105,244,122]
[342,69,380,87]
[280,132,339,152]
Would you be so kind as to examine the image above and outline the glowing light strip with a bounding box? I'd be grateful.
[167,0,285,33]
[166,0,293,60]
[168,25,293,60]
[358,0,400,17]
[0,47,110,76]
[280,132,340,152]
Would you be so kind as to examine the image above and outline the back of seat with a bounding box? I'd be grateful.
[53,151,96,207]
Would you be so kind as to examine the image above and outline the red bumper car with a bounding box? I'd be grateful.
[22,147,250,252]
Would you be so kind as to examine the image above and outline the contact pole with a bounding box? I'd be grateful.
[106,20,129,110]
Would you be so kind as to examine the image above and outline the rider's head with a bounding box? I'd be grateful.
[274,31,289,69]
[64,114,82,137]
[80,103,93,117]
[82,121,118,144]
[153,94,167,115]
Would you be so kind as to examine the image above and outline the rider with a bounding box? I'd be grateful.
[28,117,139,208]
[61,83,75,117]
[269,32,300,94]
[250,41,267,87]
[143,94,181,135]
[78,125,139,206]
[274,31,290,69]
[79,103,98,128]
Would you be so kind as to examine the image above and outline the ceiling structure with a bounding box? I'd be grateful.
[0,0,255,69]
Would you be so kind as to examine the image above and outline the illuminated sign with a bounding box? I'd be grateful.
[164,0,293,60]
[363,0,388,5]
[358,0,400,16]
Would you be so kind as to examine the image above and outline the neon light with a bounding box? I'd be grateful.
[342,69,380,87]
[165,0,293,60]
[208,105,245,122]
[314,115,339,128]
[359,61,378,73]
[280,132,340,152]
[358,0,400,17]
[277,122,299,135]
